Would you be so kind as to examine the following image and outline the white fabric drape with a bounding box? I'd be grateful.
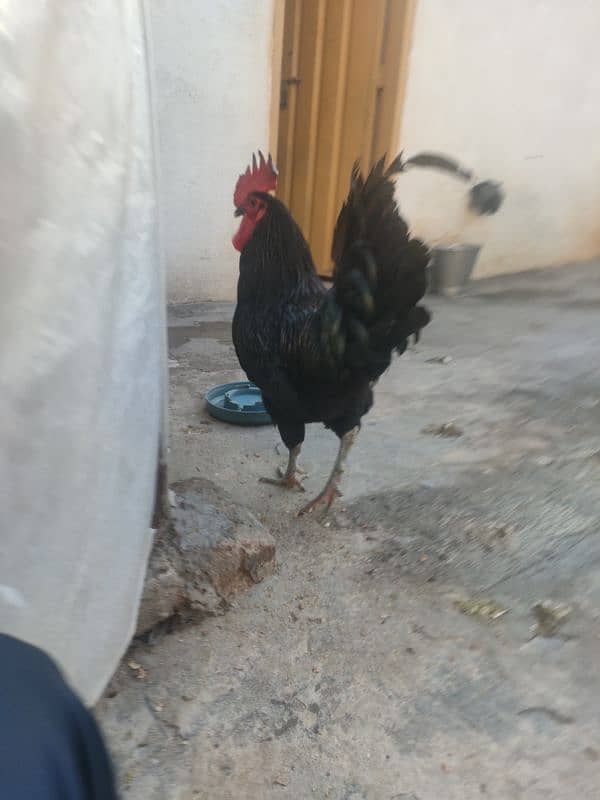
[0,0,165,704]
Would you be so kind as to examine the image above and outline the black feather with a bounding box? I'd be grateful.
[322,155,431,371]
[469,181,504,215]
[232,153,431,449]
[404,151,472,181]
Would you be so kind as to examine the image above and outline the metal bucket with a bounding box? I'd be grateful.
[428,244,482,295]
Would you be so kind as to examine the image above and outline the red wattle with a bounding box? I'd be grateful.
[232,214,255,252]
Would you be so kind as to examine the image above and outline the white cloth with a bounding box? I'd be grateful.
[0,0,165,704]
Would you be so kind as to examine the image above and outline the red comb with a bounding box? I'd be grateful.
[234,151,278,208]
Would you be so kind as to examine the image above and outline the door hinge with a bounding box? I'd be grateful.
[280,76,302,109]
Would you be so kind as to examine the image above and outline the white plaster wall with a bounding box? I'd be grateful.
[149,0,274,302]
[397,0,600,277]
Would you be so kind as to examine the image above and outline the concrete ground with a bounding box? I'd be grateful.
[98,262,600,799]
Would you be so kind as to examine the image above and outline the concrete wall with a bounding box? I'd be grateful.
[155,1,600,300]
[397,0,600,277]
[150,0,275,302]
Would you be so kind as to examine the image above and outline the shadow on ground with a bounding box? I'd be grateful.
[98,262,600,800]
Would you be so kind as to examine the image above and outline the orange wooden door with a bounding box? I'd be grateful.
[276,0,412,273]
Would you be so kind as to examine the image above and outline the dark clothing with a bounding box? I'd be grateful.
[0,634,117,799]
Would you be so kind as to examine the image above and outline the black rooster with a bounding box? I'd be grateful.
[231,152,430,515]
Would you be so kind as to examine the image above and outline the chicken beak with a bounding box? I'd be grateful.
[234,207,243,217]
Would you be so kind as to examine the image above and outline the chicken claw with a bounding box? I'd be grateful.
[297,427,357,518]
[297,482,342,516]
[259,445,306,491]
[260,469,307,492]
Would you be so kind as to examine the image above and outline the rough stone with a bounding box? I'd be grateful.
[135,478,275,636]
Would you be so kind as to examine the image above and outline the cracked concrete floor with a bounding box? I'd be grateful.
[98,262,600,799]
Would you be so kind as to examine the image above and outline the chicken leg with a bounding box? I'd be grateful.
[260,444,306,491]
[297,426,359,517]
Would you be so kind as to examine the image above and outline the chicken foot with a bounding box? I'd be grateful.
[260,444,306,491]
[297,426,359,517]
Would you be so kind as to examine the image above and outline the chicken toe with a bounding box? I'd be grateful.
[259,445,306,491]
[297,427,357,517]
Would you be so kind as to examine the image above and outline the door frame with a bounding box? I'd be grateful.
[268,0,418,171]
[269,0,286,156]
